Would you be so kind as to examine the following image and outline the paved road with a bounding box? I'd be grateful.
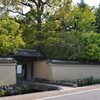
[39,89,100,100]
[1,85,100,100]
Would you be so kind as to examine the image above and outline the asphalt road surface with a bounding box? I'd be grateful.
[39,89,100,100]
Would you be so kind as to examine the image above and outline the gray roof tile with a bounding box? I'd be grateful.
[48,60,100,65]
[0,58,17,63]
[15,49,43,58]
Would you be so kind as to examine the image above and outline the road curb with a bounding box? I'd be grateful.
[1,84,100,100]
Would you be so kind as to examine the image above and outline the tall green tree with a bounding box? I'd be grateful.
[1,0,97,61]
[19,0,96,60]
[17,0,71,58]
[49,1,96,60]
[95,5,100,33]
[0,17,25,56]
[54,1,96,33]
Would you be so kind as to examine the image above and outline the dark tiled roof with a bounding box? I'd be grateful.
[48,60,100,65]
[14,49,43,58]
[48,60,81,64]
[0,58,17,63]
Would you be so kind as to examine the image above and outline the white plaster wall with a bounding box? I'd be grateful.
[34,61,49,79]
[51,64,100,80]
[0,63,16,86]
[47,63,53,80]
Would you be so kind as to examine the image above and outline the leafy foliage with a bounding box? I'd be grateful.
[95,5,100,33]
[0,0,99,61]
[0,17,25,56]
[18,1,97,60]
[80,32,100,61]
[46,2,96,60]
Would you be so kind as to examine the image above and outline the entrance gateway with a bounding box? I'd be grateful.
[11,49,43,81]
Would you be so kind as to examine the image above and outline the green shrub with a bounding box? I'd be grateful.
[0,90,6,96]
[77,76,100,87]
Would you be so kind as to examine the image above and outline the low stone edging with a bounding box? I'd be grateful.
[28,82,61,91]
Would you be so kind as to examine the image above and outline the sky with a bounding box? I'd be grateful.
[10,0,100,16]
[73,0,100,7]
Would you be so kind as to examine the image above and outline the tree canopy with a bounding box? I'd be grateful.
[0,17,25,56]
[80,32,100,61]
[95,5,100,33]
[0,0,100,61]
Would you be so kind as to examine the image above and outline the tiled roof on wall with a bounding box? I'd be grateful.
[48,60,100,65]
[14,49,43,58]
[0,58,17,63]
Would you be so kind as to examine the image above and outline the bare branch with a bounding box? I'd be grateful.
[42,0,47,5]
[42,0,51,7]
[7,9,25,16]
[32,0,38,7]
[21,2,33,8]
[28,0,38,7]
